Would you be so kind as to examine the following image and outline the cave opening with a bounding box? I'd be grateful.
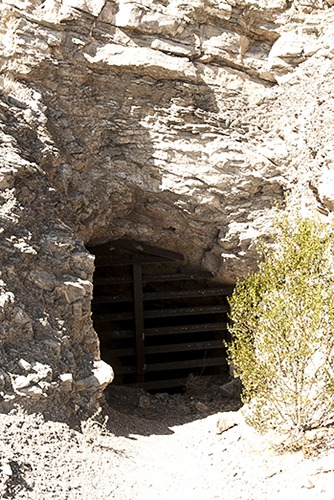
[87,239,233,393]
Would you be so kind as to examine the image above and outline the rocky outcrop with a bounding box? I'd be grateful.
[1,0,334,413]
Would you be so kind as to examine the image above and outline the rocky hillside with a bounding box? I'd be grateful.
[1,0,334,414]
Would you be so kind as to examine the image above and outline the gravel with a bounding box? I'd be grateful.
[0,384,333,499]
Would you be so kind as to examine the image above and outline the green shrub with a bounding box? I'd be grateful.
[227,213,334,435]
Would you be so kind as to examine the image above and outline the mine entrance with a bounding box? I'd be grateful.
[88,239,233,392]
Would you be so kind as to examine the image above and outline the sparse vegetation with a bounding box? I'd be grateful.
[227,212,334,440]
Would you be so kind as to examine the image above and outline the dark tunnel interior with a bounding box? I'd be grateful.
[87,239,233,393]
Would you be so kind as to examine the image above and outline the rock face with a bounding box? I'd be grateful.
[0,0,334,413]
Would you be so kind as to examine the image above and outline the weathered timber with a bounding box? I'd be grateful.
[94,305,229,323]
[142,271,213,282]
[93,293,133,304]
[98,329,134,339]
[145,340,224,355]
[94,288,232,304]
[143,286,234,301]
[90,240,233,390]
[144,305,229,318]
[109,239,184,261]
[145,357,227,373]
[94,311,134,322]
[104,347,136,357]
[94,276,133,285]
[113,365,137,375]
[95,322,227,340]
[94,271,213,285]
[144,322,228,336]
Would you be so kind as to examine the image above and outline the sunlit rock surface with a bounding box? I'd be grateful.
[1,0,334,412]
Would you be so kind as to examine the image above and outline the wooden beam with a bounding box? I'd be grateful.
[94,276,133,285]
[94,271,213,285]
[146,356,227,372]
[94,311,134,321]
[142,271,213,283]
[144,322,228,336]
[98,322,227,341]
[98,329,134,340]
[143,286,234,301]
[103,347,136,357]
[144,304,229,318]
[109,239,184,261]
[93,293,133,304]
[93,305,229,323]
[145,340,224,355]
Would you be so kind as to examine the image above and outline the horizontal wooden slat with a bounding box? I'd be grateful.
[96,321,227,340]
[94,311,134,321]
[93,290,232,304]
[93,293,133,304]
[113,365,136,375]
[144,304,229,318]
[143,286,234,301]
[98,329,134,339]
[114,357,227,376]
[94,272,214,285]
[142,271,213,283]
[146,356,227,373]
[145,340,224,355]
[94,276,133,285]
[93,304,229,323]
[102,340,224,358]
[108,239,184,261]
[144,321,228,336]
[102,347,136,357]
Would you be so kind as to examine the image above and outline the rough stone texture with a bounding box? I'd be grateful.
[1,0,334,412]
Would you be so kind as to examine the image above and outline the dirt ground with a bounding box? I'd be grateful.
[0,381,333,500]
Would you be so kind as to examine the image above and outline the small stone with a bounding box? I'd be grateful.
[38,381,51,391]
[76,360,114,392]
[216,411,243,434]
[20,385,44,397]
[72,300,82,316]
[195,401,210,413]
[12,307,31,327]
[138,393,151,409]
[155,392,168,400]
[59,281,86,303]
[18,358,32,371]
[12,375,31,390]
[220,378,242,399]
[28,270,55,291]
[0,369,8,390]
[31,362,53,382]
[59,373,73,392]
[2,462,13,477]
[43,339,61,356]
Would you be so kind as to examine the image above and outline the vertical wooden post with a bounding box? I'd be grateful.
[133,263,145,383]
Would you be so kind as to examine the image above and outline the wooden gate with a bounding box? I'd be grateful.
[90,239,233,391]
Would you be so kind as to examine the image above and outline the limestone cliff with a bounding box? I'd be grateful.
[1,0,334,413]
